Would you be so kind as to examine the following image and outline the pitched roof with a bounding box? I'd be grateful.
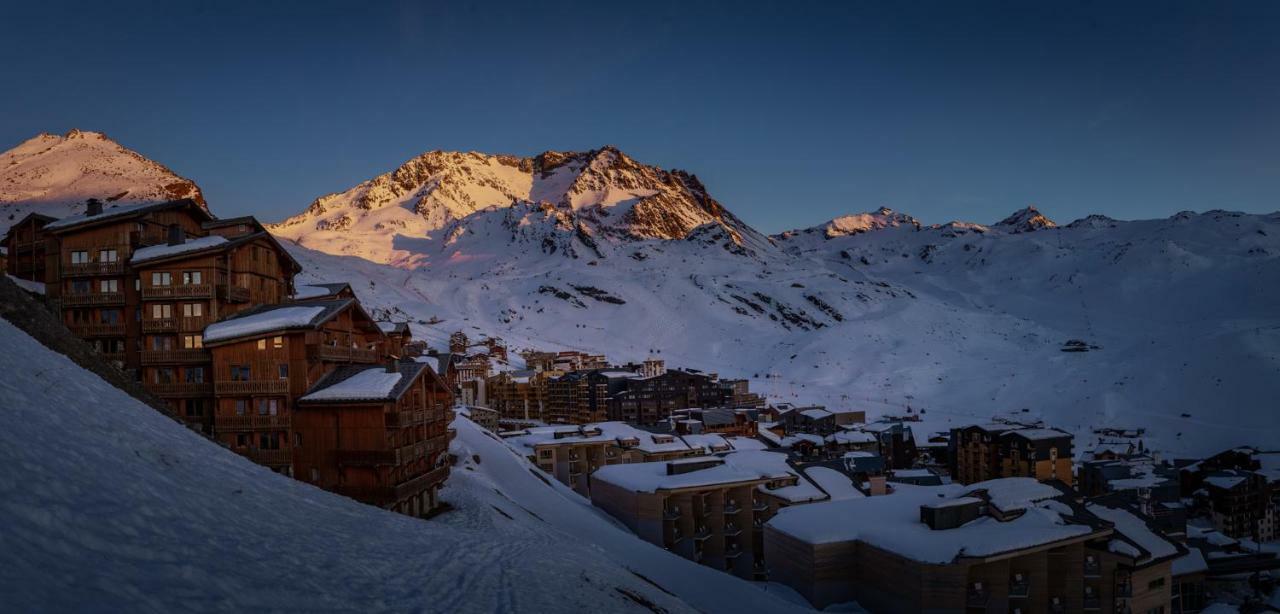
[45,199,211,233]
[202,216,266,231]
[298,361,429,404]
[294,282,353,301]
[203,298,379,345]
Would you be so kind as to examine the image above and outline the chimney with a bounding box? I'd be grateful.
[386,357,398,373]
[167,224,185,246]
[86,198,103,216]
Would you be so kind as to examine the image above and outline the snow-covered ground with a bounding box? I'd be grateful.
[282,203,1280,461]
[0,319,807,612]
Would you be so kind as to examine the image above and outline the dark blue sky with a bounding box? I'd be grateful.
[2,1,1277,232]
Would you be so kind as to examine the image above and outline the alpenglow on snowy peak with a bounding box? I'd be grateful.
[995,205,1057,233]
[268,146,771,266]
[0,130,206,234]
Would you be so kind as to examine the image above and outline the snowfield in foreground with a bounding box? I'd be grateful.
[0,319,806,613]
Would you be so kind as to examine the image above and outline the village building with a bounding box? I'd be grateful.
[202,297,388,475]
[776,405,867,435]
[670,407,759,437]
[1179,446,1280,541]
[3,212,57,283]
[766,478,1184,613]
[292,359,452,516]
[590,450,829,581]
[608,369,732,425]
[502,422,752,498]
[486,369,548,422]
[949,423,1074,485]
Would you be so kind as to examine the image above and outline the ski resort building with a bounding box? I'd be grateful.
[2,211,56,282]
[765,478,1184,613]
[607,369,734,425]
[949,423,1074,485]
[294,359,453,515]
[590,451,829,581]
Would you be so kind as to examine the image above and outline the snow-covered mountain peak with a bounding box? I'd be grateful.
[0,130,206,234]
[773,206,922,242]
[269,145,768,266]
[995,205,1058,233]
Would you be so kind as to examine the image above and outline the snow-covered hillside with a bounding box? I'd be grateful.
[281,194,1280,460]
[269,146,767,266]
[0,130,205,235]
[0,317,807,613]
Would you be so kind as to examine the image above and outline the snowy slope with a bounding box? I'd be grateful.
[282,200,1280,460]
[0,130,205,235]
[0,318,806,613]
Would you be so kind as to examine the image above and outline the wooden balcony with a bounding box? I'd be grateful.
[216,414,292,432]
[147,382,214,397]
[141,318,177,333]
[331,466,450,505]
[306,344,380,363]
[100,351,127,363]
[140,349,211,365]
[68,322,126,337]
[385,410,426,428]
[334,449,400,467]
[61,292,125,306]
[215,380,289,395]
[141,284,214,300]
[243,448,292,467]
[396,466,449,498]
[63,261,124,277]
[224,285,250,303]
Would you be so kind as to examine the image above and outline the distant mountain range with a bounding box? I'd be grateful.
[3,131,1278,457]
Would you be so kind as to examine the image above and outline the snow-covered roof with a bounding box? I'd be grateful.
[966,477,1064,512]
[591,457,781,494]
[45,201,195,231]
[804,466,864,501]
[800,408,832,420]
[129,235,228,263]
[503,422,695,457]
[204,305,328,343]
[8,277,45,295]
[294,284,333,299]
[826,431,876,445]
[301,368,402,402]
[1204,475,1247,490]
[1088,503,1180,565]
[1171,547,1209,576]
[1006,428,1073,441]
[767,480,1099,563]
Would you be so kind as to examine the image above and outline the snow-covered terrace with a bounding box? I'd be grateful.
[129,235,228,263]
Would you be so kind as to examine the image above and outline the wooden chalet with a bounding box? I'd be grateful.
[294,359,453,515]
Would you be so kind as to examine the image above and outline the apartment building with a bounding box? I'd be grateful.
[608,369,733,425]
[950,423,1074,485]
[590,451,829,581]
[202,298,388,475]
[2,212,56,282]
[293,359,453,516]
[766,478,1183,613]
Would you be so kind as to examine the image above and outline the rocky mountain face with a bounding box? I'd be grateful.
[0,130,205,234]
[268,146,769,266]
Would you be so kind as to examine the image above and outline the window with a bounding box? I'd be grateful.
[272,336,283,349]
[151,272,171,287]
[154,368,175,384]
[254,398,279,416]
[184,367,204,383]
[182,334,203,349]
[235,433,249,447]
[538,450,553,459]
[235,399,247,416]
[257,339,267,350]
[182,303,203,317]
[99,279,118,293]
[70,250,88,264]
[70,280,90,294]
[259,432,281,450]
[99,249,118,263]
[152,337,174,350]
[151,304,172,319]
[100,309,121,324]
[278,364,288,380]
[231,365,250,381]
[184,399,206,418]
[310,468,319,482]
[182,271,202,285]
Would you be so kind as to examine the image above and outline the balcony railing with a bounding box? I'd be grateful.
[966,588,989,609]
[142,318,177,333]
[224,285,250,302]
[306,344,380,363]
[752,499,768,512]
[334,449,399,467]
[723,523,743,537]
[63,261,124,277]
[1084,556,1101,577]
[148,382,213,397]
[664,506,682,521]
[1009,576,1030,598]
[724,501,741,515]
[100,351,127,363]
[61,292,125,306]
[725,546,743,559]
[395,466,449,499]
[693,526,712,541]
[216,414,291,432]
[141,284,214,300]
[140,349,211,365]
[215,380,289,395]
[243,448,291,466]
[69,323,126,337]
[385,410,426,428]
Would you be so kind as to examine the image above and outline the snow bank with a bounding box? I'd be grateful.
[0,319,805,613]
